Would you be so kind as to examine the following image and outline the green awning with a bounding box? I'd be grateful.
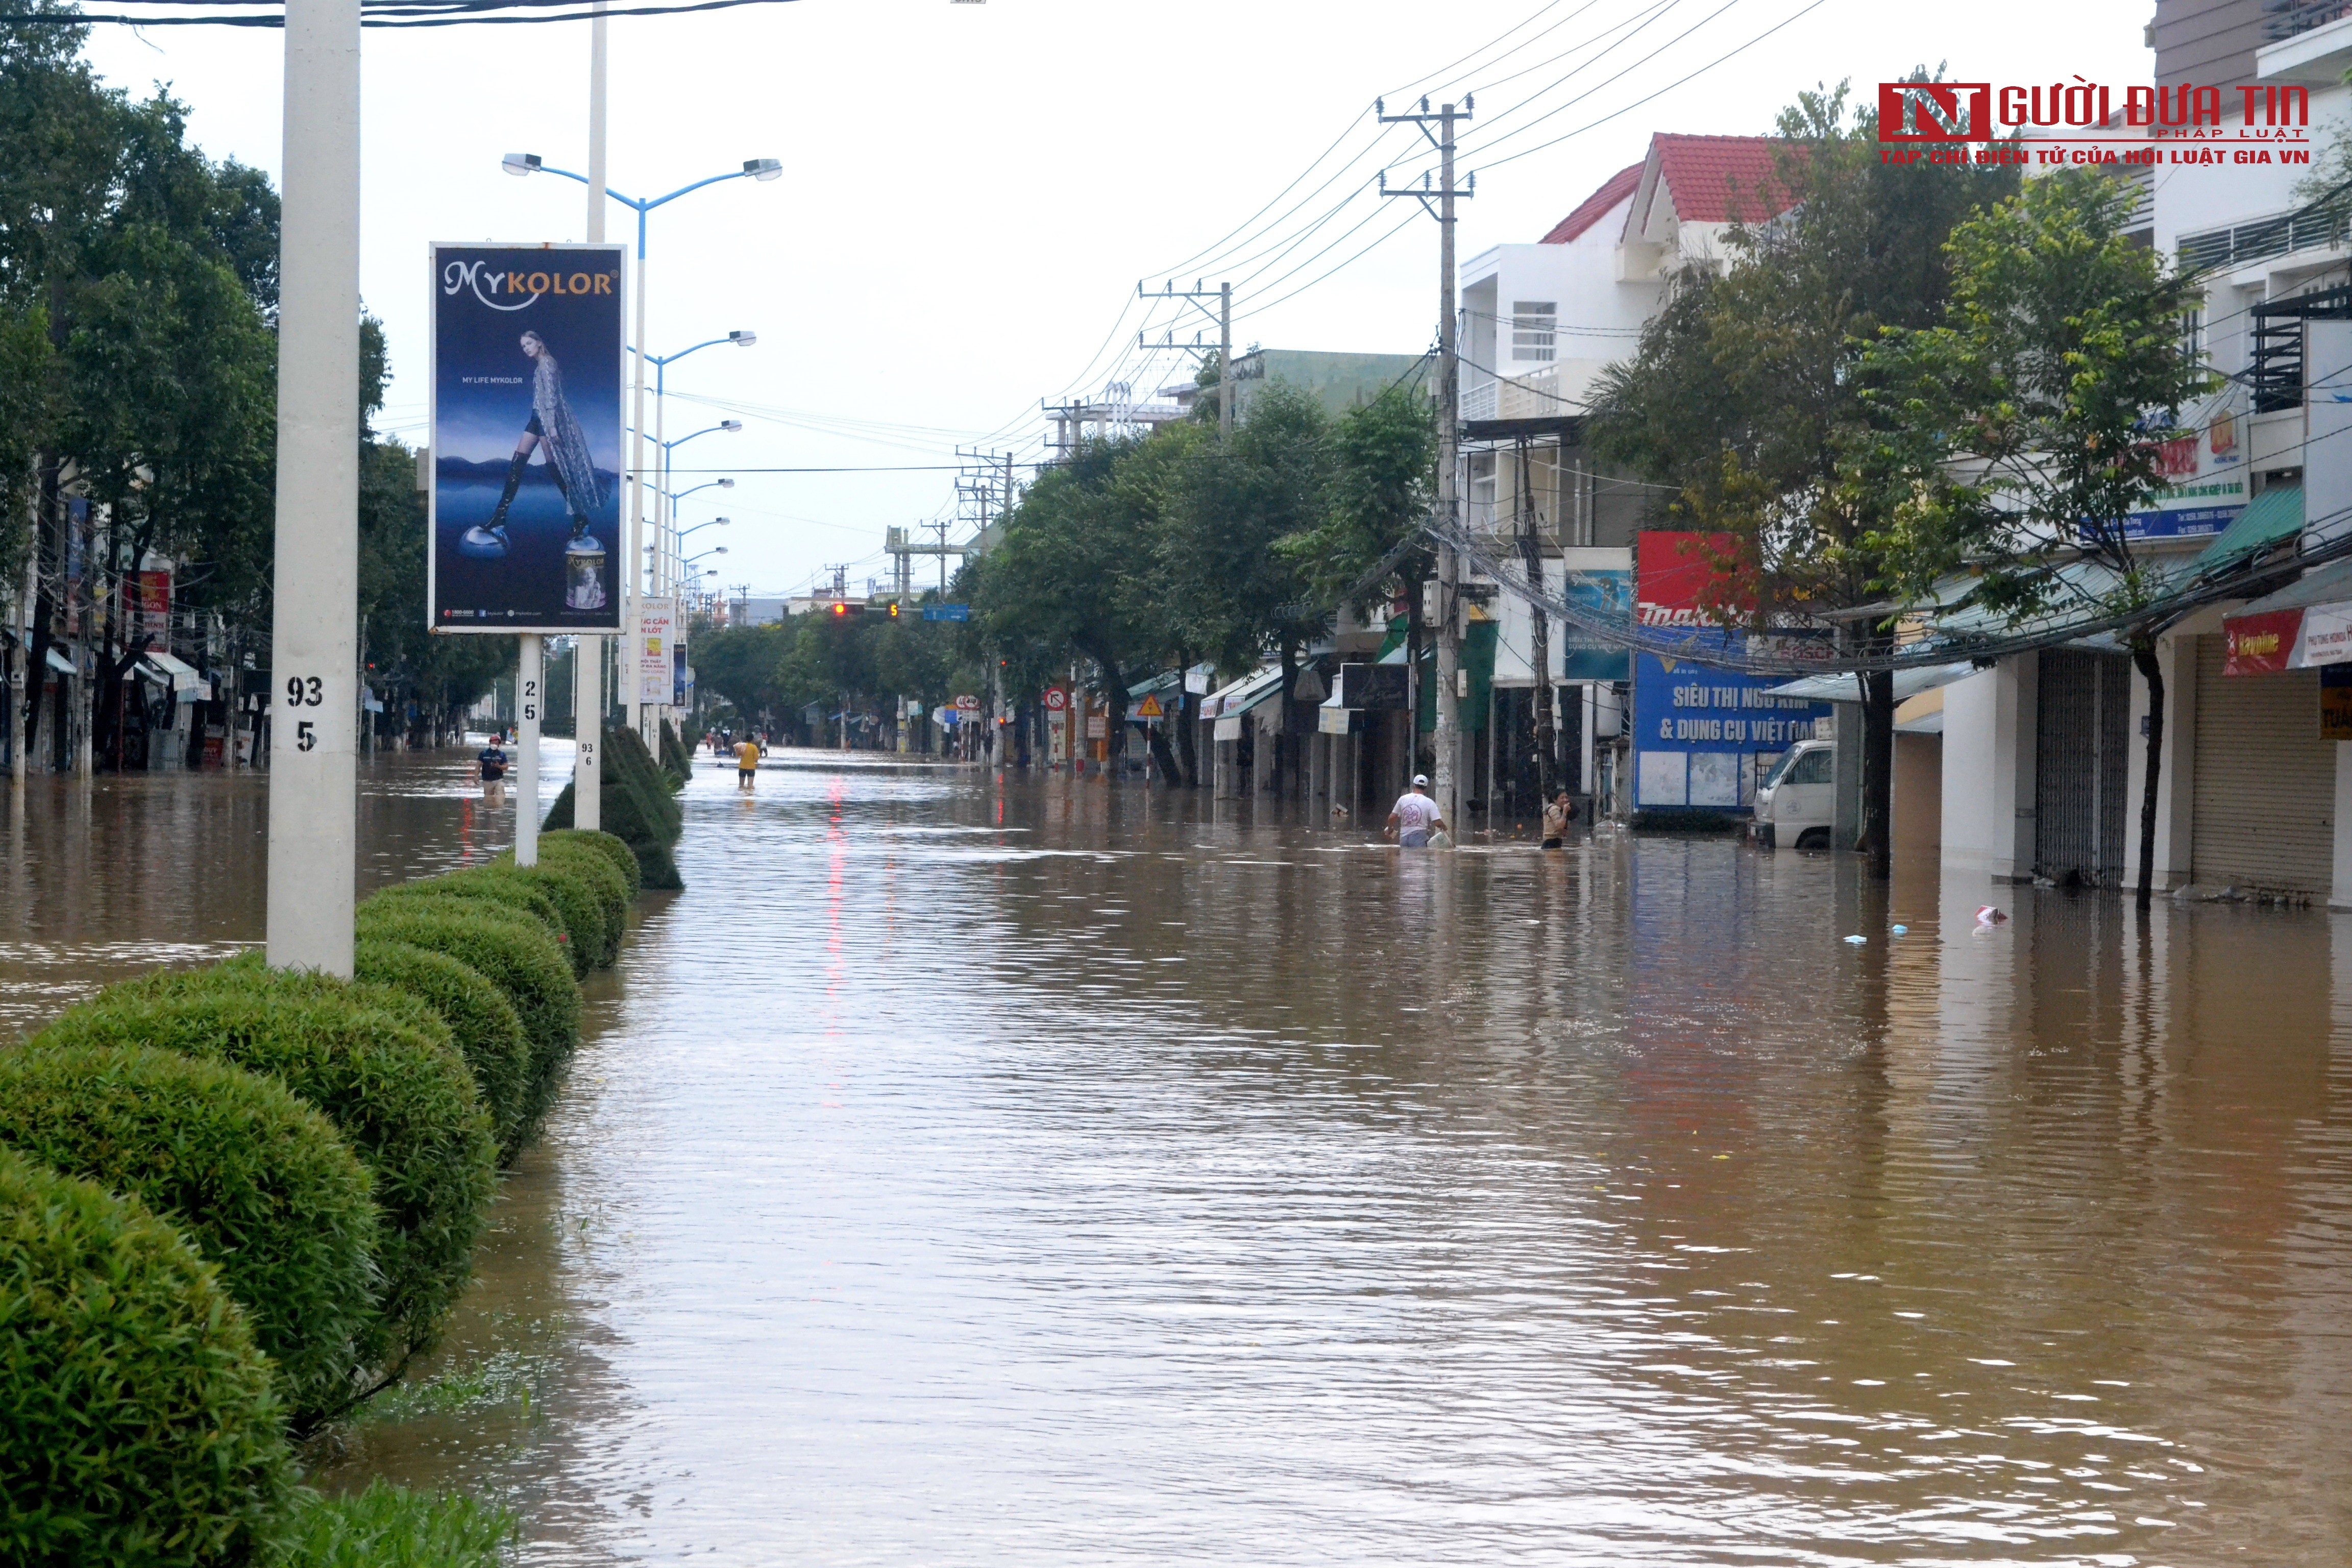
[2194,484,2300,570]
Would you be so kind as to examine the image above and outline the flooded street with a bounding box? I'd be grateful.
[10,750,2352,1562]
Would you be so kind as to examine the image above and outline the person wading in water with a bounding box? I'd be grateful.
[1385,774,1445,849]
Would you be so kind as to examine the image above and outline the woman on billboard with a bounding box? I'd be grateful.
[461,330,607,609]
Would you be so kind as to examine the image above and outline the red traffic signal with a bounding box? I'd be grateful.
[827,601,864,619]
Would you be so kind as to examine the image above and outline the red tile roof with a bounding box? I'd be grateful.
[1646,134,1800,225]
[1540,162,1643,244]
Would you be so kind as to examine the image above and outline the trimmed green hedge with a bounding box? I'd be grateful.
[657,718,693,788]
[489,865,602,973]
[0,1045,379,1425]
[366,871,578,976]
[542,726,683,891]
[545,827,642,900]
[353,941,533,1162]
[500,843,628,967]
[352,901,579,1125]
[131,951,529,1166]
[32,987,497,1379]
[0,1149,292,1568]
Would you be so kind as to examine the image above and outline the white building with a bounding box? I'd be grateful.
[1449,135,1802,819]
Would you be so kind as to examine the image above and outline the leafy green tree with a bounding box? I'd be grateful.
[1866,167,2208,904]
[1588,79,2017,872]
[1162,380,1331,787]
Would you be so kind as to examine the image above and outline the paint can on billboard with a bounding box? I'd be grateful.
[428,243,626,633]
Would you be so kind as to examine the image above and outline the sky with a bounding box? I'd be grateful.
[80,0,2152,600]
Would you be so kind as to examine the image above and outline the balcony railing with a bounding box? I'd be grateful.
[2267,0,2352,45]
[2178,200,2352,276]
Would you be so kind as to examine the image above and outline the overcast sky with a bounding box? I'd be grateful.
[83,0,2149,599]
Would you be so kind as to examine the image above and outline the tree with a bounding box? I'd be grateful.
[1588,79,2017,874]
[1162,380,1331,789]
[1865,167,2209,905]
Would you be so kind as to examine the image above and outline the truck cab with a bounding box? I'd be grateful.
[1752,739,1835,850]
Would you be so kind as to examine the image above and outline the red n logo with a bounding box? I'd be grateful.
[1878,83,1992,142]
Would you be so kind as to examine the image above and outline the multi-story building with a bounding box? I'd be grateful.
[1940,2,2352,901]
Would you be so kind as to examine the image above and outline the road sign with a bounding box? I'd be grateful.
[1043,688,1067,712]
[1135,693,1164,719]
[955,694,980,710]
[922,603,971,622]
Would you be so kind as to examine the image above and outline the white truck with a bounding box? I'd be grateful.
[1751,738,1835,851]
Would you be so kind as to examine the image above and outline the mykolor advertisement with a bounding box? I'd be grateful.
[428,243,626,633]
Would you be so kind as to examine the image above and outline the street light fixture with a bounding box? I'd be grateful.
[626,331,755,601]
[499,149,778,732]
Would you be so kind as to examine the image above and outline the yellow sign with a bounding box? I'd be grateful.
[1135,694,1164,719]
[2322,670,2352,742]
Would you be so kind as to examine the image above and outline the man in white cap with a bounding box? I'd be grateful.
[1386,774,1445,848]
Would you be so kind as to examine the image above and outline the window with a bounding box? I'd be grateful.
[1788,749,1834,785]
[1511,301,1556,362]
[2180,306,2205,367]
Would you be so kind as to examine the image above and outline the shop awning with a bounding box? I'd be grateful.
[139,650,200,680]
[43,645,75,675]
[1761,662,1978,704]
[2235,554,2352,617]
[1200,666,1285,719]
[2193,484,2302,570]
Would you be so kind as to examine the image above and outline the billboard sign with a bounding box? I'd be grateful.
[1631,532,1833,813]
[2125,383,2246,542]
[428,243,626,633]
[637,598,677,705]
[1557,569,1632,682]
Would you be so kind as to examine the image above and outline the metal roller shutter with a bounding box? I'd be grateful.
[2192,634,2336,893]
[2036,649,2130,884]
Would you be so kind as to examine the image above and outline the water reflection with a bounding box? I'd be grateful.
[9,750,2352,1561]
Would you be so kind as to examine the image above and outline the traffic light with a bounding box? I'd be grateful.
[887,600,901,618]
[828,601,864,619]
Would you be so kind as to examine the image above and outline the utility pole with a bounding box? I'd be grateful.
[265,0,362,974]
[1517,440,1552,805]
[1142,281,1235,435]
[1379,94,1473,831]
[573,0,608,835]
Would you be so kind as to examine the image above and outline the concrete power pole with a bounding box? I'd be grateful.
[265,0,362,974]
[573,0,609,834]
[1379,94,1473,830]
[1143,281,1235,435]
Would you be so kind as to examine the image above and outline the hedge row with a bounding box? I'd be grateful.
[540,725,685,891]
[0,829,648,1564]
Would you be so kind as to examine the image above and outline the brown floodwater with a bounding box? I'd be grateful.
[7,748,2350,1563]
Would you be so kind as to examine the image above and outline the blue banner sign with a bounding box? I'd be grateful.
[923,604,971,622]
[1631,636,1833,813]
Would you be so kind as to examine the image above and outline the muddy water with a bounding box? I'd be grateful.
[10,750,2352,1562]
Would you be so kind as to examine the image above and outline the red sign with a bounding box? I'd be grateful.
[955,694,979,711]
[1879,82,1992,143]
[1636,531,1757,628]
[2223,608,2302,675]
[138,568,171,637]
[1042,688,1067,712]
[1876,80,2310,142]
